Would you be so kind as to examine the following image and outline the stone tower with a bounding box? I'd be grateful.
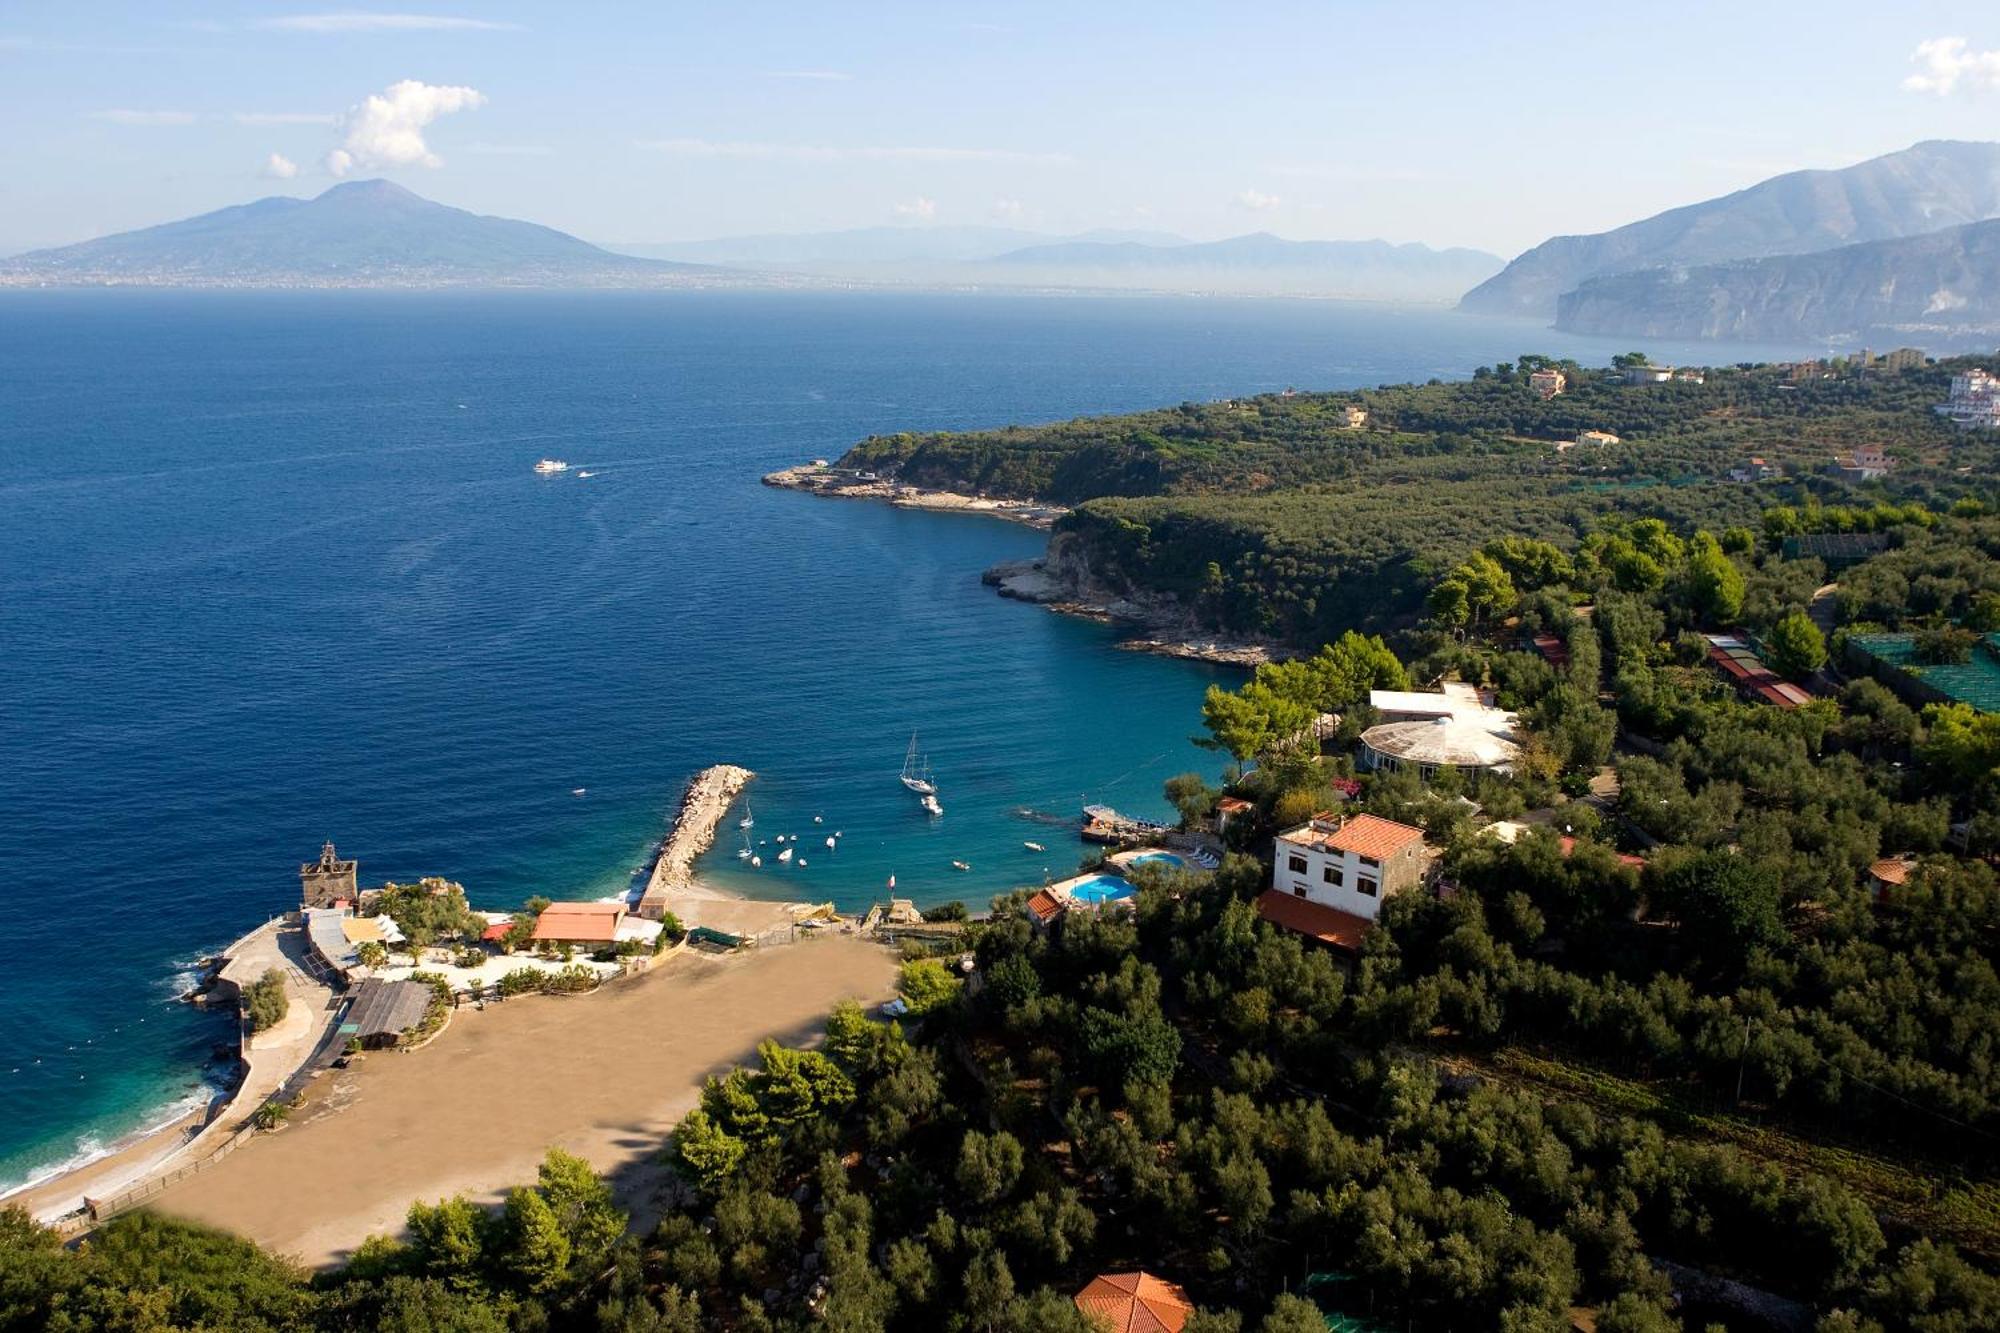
[300,840,358,909]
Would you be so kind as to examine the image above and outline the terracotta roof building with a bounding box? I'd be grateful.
[1270,813,1432,948]
[531,902,626,945]
[1074,1271,1195,1333]
[1868,857,1917,899]
[1254,890,1370,951]
[1025,889,1068,931]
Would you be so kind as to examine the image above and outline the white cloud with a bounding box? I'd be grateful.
[1904,36,2000,95]
[989,198,1024,220]
[324,78,485,176]
[893,197,938,220]
[235,111,338,126]
[638,137,1071,165]
[1233,188,1282,211]
[764,70,851,81]
[89,109,198,126]
[258,13,521,33]
[262,152,300,179]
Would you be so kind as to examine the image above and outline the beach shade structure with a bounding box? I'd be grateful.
[1073,1271,1195,1333]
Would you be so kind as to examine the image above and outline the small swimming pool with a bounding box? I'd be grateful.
[1128,851,1187,870]
[1065,874,1136,906]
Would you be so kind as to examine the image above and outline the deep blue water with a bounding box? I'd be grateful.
[0,289,1810,1189]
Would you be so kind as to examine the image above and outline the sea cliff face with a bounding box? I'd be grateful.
[1553,216,2000,343]
[983,532,1277,666]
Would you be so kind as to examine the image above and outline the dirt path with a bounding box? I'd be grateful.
[151,936,896,1267]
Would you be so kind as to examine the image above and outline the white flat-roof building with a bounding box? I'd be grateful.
[1938,370,2000,429]
[1361,683,1522,777]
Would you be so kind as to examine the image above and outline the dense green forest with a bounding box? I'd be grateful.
[843,356,2000,644]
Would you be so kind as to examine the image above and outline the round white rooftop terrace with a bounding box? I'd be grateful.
[1361,715,1522,771]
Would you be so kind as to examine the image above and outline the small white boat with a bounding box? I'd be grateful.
[921,794,943,818]
[797,858,808,868]
[738,802,754,830]
[737,829,754,860]
[825,836,836,849]
[814,815,823,824]
[750,855,762,868]
[534,459,570,474]
[576,470,595,479]
[887,874,897,891]
[571,787,586,796]
[1024,841,1045,853]
[951,860,971,872]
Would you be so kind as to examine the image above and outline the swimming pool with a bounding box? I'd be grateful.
[1128,851,1187,870]
[1065,874,1136,906]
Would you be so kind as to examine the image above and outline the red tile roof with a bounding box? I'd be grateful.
[1558,835,1645,868]
[479,920,514,942]
[530,902,624,943]
[1868,857,1915,887]
[1255,890,1372,951]
[1074,1272,1195,1333]
[1025,889,1067,924]
[1288,812,1426,859]
[1216,797,1254,814]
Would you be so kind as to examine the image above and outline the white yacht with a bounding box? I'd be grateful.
[899,732,937,796]
[534,459,570,475]
[921,793,943,818]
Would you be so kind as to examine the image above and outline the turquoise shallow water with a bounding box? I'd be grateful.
[0,289,1810,1190]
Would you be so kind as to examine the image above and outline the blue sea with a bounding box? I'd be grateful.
[0,289,1811,1191]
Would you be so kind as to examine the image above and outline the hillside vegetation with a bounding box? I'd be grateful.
[842,355,2000,644]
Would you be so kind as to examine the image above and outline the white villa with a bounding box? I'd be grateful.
[1937,370,2000,430]
[1258,813,1434,950]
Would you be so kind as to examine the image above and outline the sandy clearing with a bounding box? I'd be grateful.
[151,935,897,1268]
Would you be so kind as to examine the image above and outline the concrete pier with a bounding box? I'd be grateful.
[636,764,754,920]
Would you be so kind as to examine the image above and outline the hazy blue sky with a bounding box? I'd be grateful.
[7,2,2000,255]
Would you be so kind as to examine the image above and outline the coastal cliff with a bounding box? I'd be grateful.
[983,530,1281,666]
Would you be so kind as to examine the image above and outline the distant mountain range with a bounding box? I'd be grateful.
[0,181,718,288]
[1556,215,2000,342]
[1463,140,2000,329]
[610,224,1188,268]
[981,232,1502,301]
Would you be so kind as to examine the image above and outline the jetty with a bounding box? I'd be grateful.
[637,764,754,919]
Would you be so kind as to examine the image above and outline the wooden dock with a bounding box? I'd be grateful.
[636,764,754,920]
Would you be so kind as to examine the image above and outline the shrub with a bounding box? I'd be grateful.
[243,968,289,1034]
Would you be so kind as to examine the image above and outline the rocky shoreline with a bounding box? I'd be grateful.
[762,463,1068,529]
[766,460,1274,667]
[983,557,1280,667]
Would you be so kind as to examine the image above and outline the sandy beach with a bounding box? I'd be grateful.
[150,935,897,1267]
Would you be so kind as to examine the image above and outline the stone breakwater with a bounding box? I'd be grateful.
[636,764,754,920]
[762,462,1068,529]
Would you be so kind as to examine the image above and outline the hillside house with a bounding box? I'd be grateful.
[1829,445,1892,481]
[1673,366,1707,384]
[1528,368,1566,399]
[1339,404,1368,429]
[1937,369,2000,429]
[1728,457,1780,483]
[1576,429,1621,448]
[1260,813,1432,952]
[1624,364,1674,384]
[1073,1272,1194,1332]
